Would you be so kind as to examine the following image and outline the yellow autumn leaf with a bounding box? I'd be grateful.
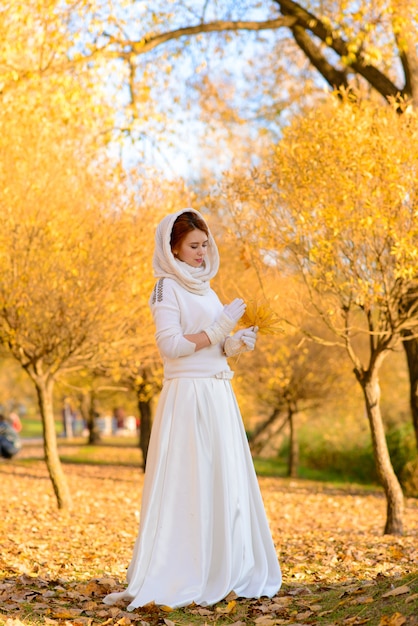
[241,299,284,335]
[226,600,237,613]
[378,612,407,626]
[216,599,237,614]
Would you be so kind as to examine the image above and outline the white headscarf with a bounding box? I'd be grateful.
[152,208,220,295]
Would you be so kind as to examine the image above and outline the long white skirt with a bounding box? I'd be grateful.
[104,377,281,609]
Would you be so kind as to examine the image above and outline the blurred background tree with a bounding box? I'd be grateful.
[223,96,418,534]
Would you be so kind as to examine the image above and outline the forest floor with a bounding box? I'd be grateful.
[0,440,417,626]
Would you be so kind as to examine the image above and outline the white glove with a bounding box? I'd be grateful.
[204,298,246,345]
[224,326,258,357]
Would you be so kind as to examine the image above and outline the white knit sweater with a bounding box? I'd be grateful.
[150,277,232,379]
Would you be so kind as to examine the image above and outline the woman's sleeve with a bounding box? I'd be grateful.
[150,279,196,359]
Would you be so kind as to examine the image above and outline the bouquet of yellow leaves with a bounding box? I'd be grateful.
[240,299,284,335]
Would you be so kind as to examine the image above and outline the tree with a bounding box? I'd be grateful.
[247,330,343,474]
[3,1,417,165]
[0,105,142,509]
[223,96,418,535]
[56,369,132,444]
[64,1,416,131]
[4,1,417,186]
[221,271,346,476]
[7,2,416,169]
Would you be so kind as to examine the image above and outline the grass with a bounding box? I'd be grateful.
[252,457,383,491]
[252,456,352,482]
[20,414,414,489]
[20,416,62,438]
[18,436,380,486]
[19,435,143,466]
[59,441,143,466]
[17,434,401,490]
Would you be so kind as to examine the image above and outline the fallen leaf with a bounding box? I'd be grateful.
[226,600,237,613]
[405,592,418,604]
[382,585,411,598]
[317,610,333,617]
[349,595,374,605]
[270,597,293,608]
[378,613,407,626]
[216,599,237,614]
[82,601,99,610]
[74,581,104,596]
[109,607,122,617]
[51,609,83,619]
[296,610,312,620]
[195,608,213,615]
[287,587,312,596]
[97,578,118,588]
[254,617,276,625]
[225,590,238,601]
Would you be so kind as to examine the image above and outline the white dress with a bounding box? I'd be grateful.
[104,278,281,609]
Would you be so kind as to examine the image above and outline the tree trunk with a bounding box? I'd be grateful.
[78,390,102,445]
[401,333,418,451]
[287,408,299,478]
[33,374,73,510]
[356,369,404,535]
[248,408,281,453]
[138,395,152,470]
[87,399,102,444]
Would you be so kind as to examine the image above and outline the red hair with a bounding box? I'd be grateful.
[170,211,209,252]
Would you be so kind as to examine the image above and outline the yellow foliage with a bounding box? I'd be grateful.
[223,93,418,375]
[241,299,284,336]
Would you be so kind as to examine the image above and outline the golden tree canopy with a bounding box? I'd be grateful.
[0,110,140,376]
[227,96,418,350]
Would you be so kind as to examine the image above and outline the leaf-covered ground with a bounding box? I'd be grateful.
[0,441,417,626]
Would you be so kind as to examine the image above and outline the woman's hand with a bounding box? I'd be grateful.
[224,326,259,357]
[223,298,246,323]
[204,299,246,345]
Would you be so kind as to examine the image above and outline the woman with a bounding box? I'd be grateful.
[104,208,281,610]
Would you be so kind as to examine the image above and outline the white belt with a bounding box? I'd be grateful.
[163,370,234,384]
[213,370,234,380]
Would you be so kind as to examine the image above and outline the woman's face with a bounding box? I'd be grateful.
[173,229,208,268]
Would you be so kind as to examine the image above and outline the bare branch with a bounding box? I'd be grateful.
[108,17,297,57]
[291,23,349,90]
[275,0,402,100]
